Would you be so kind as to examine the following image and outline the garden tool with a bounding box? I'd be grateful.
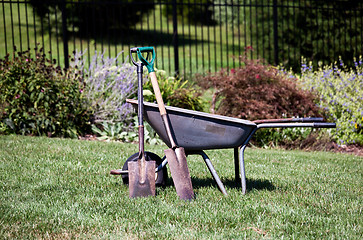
[128,47,156,198]
[136,47,194,200]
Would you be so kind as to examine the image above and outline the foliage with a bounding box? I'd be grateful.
[214,0,362,71]
[197,51,322,120]
[91,122,135,142]
[163,0,215,25]
[77,54,203,142]
[143,69,204,111]
[72,51,137,128]
[252,127,321,149]
[297,57,363,145]
[0,47,92,137]
[29,0,155,37]
[91,117,162,145]
[197,52,326,148]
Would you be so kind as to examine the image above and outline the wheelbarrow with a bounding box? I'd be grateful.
[120,99,336,195]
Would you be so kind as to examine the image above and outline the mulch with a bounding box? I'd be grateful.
[275,134,363,157]
[325,143,363,156]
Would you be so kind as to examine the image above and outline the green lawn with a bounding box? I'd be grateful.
[0,135,361,239]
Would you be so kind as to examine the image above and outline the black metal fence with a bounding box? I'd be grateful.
[1,0,362,76]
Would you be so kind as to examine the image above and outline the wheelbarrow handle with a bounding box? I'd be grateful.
[253,117,324,124]
[257,122,336,129]
[312,122,336,128]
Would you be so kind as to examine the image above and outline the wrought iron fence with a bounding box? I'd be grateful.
[1,0,362,76]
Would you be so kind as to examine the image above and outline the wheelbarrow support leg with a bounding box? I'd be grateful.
[239,145,247,195]
[237,127,257,194]
[199,151,228,196]
[234,148,240,184]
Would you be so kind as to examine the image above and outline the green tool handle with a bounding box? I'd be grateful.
[135,46,176,147]
[137,47,156,73]
[130,46,155,73]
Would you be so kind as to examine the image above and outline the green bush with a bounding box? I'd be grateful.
[29,0,155,36]
[163,0,215,26]
[91,117,162,145]
[252,126,320,149]
[84,58,204,142]
[214,0,362,72]
[143,69,204,111]
[297,57,363,145]
[0,47,92,137]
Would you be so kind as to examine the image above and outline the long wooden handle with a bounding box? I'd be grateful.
[149,71,167,116]
[149,71,177,148]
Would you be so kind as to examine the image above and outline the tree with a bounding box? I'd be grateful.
[29,0,155,37]
[214,0,363,70]
[163,0,216,26]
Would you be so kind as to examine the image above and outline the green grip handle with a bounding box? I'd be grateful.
[137,47,156,73]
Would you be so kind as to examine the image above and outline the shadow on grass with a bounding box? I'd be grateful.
[118,173,275,194]
[188,177,276,192]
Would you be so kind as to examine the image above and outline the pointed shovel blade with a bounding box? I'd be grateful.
[165,147,194,200]
[128,160,156,198]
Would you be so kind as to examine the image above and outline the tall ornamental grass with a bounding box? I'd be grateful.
[298,57,363,145]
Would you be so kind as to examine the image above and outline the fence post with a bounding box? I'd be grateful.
[61,0,69,69]
[172,0,179,75]
[273,0,278,66]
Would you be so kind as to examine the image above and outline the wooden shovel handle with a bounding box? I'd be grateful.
[149,71,167,116]
[149,71,177,148]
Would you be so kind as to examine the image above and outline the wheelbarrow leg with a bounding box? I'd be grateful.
[198,151,228,196]
[234,148,241,184]
[239,145,247,194]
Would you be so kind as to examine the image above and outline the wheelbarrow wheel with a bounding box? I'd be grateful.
[121,152,168,187]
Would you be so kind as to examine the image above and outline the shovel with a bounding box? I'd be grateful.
[136,47,194,200]
[128,47,156,198]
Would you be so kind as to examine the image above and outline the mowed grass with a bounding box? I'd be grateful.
[0,135,361,239]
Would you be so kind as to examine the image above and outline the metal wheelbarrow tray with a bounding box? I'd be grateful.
[126,99,336,195]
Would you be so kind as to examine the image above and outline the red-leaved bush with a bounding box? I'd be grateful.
[197,54,322,120]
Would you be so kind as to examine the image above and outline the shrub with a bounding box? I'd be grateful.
[143,69,204,111]
[77,52,204,142]
[72,51,137,128]
[197,53,322,120]
[0,47,92,137]
[297,57,363,145]
[91,117,162,145]
[29,0,155,36]
[163,0,215,26]
[196,52,326,148]
[214,1,362,72]
[251,126,320,149]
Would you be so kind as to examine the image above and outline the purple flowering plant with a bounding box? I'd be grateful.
[298,57,363,145]
[72,51,138,129]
